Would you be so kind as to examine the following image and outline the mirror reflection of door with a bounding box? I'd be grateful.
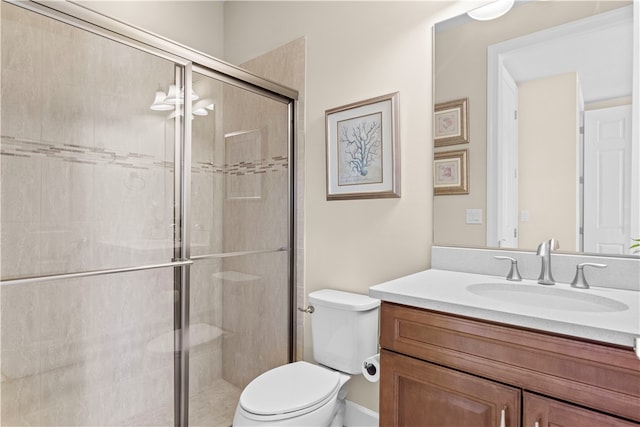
[496,64,519,248]
[584,105,633,254]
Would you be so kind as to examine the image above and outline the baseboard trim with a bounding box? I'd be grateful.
[344,400,379,427]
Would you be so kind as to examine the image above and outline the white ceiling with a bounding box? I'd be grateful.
[503,13,633,103]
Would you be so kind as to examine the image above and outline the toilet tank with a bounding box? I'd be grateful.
[308,289,380,375]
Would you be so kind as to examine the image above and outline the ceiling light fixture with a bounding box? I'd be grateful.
[151,85,214,122]
[150,84,204,112]
[180,87,199,102]
[163,84,182,105]
[467,0,515,21]
[192,98,213,117]
[150,90,174,111]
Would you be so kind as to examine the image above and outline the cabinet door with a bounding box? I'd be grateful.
[523,392,639,427]
[380,349,521,427]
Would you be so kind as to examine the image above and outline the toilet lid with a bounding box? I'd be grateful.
[240,361,341,417]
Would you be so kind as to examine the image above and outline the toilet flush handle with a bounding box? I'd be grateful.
[297,305,314,314]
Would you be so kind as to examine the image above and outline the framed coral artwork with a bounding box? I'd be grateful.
[325,92,401,200]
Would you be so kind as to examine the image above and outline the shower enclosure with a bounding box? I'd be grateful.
[0,2,296,426]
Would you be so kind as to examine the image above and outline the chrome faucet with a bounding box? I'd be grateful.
[536,238,559,285]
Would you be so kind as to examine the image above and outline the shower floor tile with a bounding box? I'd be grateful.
[190,379,242,427]
[122,379,241,427]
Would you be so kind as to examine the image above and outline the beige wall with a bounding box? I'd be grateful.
[586,95,632,111]
[79,1,224,59]
[518,73,579,251]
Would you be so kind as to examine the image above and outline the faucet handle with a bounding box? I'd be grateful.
[494,256,522,281]
[571,263,607,289]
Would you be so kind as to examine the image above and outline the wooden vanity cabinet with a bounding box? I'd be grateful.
[381,350,520,427]
[379,302,640,427]
[523,392,638,427]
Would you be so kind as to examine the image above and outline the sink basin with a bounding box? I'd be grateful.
[466,282,629,313]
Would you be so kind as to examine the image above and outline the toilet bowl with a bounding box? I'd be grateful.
[232,361,350,426]
[233,289,380,427]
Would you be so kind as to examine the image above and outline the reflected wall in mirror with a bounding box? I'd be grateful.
[434,0,639,256]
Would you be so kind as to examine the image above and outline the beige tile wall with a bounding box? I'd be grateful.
[219,81,292,389]
[239,37,306,362]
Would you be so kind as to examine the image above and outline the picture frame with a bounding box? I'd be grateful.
[434,98,469,147]
[325,92,400,200]
[434,149,469,195]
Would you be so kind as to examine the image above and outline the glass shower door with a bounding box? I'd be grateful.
[1,3,183,425]
[187,71,292,426]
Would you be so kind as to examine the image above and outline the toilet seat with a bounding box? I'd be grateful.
[239,361,342,421]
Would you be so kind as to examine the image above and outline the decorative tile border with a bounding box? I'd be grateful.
[1,136,288,175]
[1,136,162,170]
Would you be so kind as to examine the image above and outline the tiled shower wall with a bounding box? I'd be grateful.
[238,36,306,362]
[219,81,291,389]
[1,6,177,278]
[1,3,293,426]
[188,72,293,406]
[189,68,292,396]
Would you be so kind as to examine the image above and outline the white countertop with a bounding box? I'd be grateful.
[369,269,640,348]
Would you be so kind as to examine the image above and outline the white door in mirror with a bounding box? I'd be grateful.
[584,105,634,254]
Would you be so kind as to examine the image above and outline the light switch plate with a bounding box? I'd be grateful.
[466,208,483,224]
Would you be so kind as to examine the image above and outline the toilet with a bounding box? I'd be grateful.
[233,289,380,426]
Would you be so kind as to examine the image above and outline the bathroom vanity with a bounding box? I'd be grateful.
[370,268,640,427]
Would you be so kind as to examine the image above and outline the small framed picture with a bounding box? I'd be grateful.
[434,149,468,195]
[434,98,469,147]
[325,92,400,200]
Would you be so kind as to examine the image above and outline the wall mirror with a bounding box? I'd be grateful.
[433,0,639,257]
